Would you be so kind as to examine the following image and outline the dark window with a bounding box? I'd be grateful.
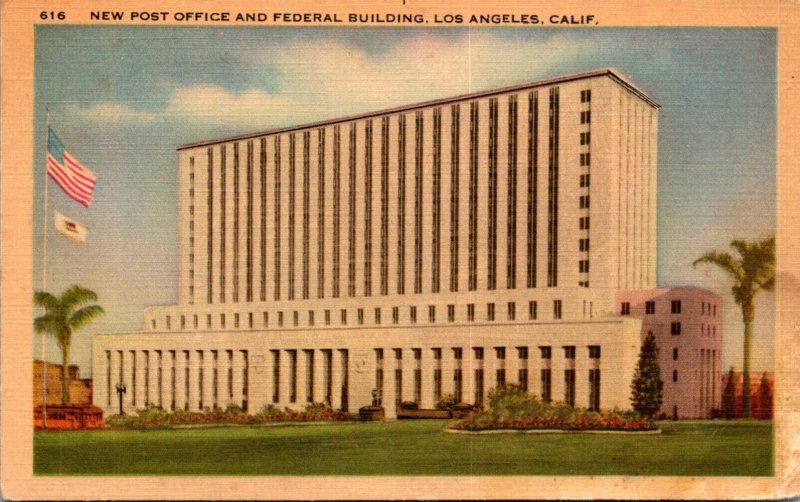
[517,346,529,359]
[496,347,506,360]
[580,132,590,145]
[519,369,529,392]
[579,260,590,273]
[579,216,590,230]
[553,300,562,319]
[671,322,681,335]
[392,306,399,324]
[529,301,537,320]
[564,369,576,406]
[564,346,576,359]
[540,346,552,359]
[672,370,678,382]
[580,174,590,187]
[410,306,417,323]
[621,302,631,315]
[579,238,590,252]
[447,304,455,322]
[374,308,381,324]
[357,308,364,325]
[580,89,592,103]
[589,369,600,411]
[588,345,601,359]
[671,300,682,314]
[507,302,515,320]
[487,303,495,321]
[474,347,484,360]
[673,348,679,360]
[579,195,590,209]
[428,305,436,323]
[541,369,552,402]
[467,303,475,321]
[645,301,655,314]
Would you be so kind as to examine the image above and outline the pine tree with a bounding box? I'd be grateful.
[722,367,737,419]
[630,330,664,418]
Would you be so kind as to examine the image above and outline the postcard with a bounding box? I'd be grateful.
[1,0,798,499]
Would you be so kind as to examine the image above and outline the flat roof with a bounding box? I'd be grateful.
[177,68,660,151]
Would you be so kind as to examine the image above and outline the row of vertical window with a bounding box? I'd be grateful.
[620,299,687,315]
[149,299,566,332]
[269,349,349,407]
[375,345,601,410]
[198,89,575,304]
[105,349,249,412]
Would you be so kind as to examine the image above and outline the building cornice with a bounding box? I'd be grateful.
[177,68,659,151]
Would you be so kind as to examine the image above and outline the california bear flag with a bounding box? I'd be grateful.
[54,210,88,244]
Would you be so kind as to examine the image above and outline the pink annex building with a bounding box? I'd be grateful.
[616,287,723,419]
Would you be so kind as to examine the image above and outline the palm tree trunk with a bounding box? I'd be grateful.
[742,300,755,418]
[61,343,70,405]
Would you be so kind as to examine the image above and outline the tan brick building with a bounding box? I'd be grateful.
[94,68,674,418]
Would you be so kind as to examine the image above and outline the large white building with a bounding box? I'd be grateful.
[93,68,697,419]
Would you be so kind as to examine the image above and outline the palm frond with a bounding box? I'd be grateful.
[69,305,105,330]
[33,291,60,311]
[693,251,745,283]
[34,314,62,335]
[61,285,99,310]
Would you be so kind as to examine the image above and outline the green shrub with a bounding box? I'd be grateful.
[136,405,167,420]
[436,394,457,410]
[400,401,418,410]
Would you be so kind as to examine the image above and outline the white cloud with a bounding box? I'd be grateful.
[73,32,585,130]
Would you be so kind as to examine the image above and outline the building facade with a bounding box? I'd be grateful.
[616,288,723,418]
[94,68,666,418]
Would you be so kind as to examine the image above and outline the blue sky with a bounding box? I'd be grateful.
[33,27,776,376]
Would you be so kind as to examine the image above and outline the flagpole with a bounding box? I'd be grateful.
[41,108,50,430]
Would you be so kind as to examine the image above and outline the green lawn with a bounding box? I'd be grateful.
[34,420,772,476]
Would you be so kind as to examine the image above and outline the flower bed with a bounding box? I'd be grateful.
[448,385,657,432]
[107,403,356,429]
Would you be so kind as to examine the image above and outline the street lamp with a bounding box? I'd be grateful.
[115,382,127,416]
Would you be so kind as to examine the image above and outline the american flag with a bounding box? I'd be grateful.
[47,128,96,207]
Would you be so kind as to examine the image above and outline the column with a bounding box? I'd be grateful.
[369,121,381,298]
[506,346,520,388]
[175,351,187,411]
[312,350,325,406]
[440,106,453,294]
[515,92,528,290]
[421,108,434,294]
[279,135,291,300]
[134,351,146,409]
[331,349,345,410]
[496,97,509,290]
[122,350,134,411]
[464,347,477,406]
[109,350,120,411]
[440,346,455,397]
[575,346,590,409]
[262,137,275,303]
[232,349,244,408]
[383,348,397,419]
[387,116,399,296]
[159,351,170,410]
[187,350,199,411]
[483,347,497,404]
[147,351,157,409]
[219,350,231,409]
[476,99,490,292]
[297,350,309,405]
[308,129,320,300]
[419,348,434,409]
[224,143,235,304]
[401,349,414,405]
[457,103,471,293]
[551,347,565,404]
[353,123,365,297]
[324,125,336,300]
[202,350,214,410]
[403,113,416,295]
[280,350,294,407]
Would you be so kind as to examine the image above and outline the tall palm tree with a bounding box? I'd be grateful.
[34,285,104,405]
[693,236,775,418]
